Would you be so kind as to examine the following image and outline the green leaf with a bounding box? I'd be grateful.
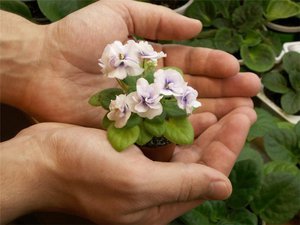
[124,113,142,129]
[264,161,300,176]
[0,0,32,19]
[214,28,242,54]
[241,44,276,72]
[261,71,290,94]
[37,0,95,22]
[164,117,194,145]
[237,144,264,166]
[196,200,228,223]
[163,100,187,118]
[143,119,165,137]
[185,0,217,27]
[135,123,153,146]
[251,172,300,224]
[232,3,264,32]
[264,128,299,164]
[247,107,280,141]
[265,0,300,21]
[283,51,300,91]
[102,113,112,129]
[281,90,300,115]
[107,125,139,151]
[88,88,124,109]
[218,209,258,225]
[242,30,262,47]
[227,159,263,209]
[179,208,210,225]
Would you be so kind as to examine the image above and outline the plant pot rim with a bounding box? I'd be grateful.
[174,0,194,15]
[267,21,300,33]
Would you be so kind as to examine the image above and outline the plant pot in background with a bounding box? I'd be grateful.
[257,42,300,125]
[267,16,300,33]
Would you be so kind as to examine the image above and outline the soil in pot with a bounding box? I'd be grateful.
[149,0,189,9]
[139,136,176,162]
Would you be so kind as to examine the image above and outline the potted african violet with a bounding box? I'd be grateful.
[89,40,201,162]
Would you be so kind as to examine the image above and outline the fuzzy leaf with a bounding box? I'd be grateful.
[185,0,217,27]
[265,0,300,21]
[232,3,264,32]
[0,0,32,19]
[214,28,242,54]
[143,119,165,137]
[88,88,124,109]
[135,123,153,146]
[107,125,139,151]
[164,117,194,145]
[241,44,276,72]
[124,113,142,129]
[283,51,300,91]
[227,159,263,209]
[218,209,258,225]
[264,161,300,176]
[251,172,300,224]
[37,0,95,22]
[264,128,299,164]
[261,71,290,94]
[281,90,300,115]
[163,100,187,118]
[102,114,112,129]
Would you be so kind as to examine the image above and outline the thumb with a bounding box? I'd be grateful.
[104,0,202,40]
[144,162,232,206]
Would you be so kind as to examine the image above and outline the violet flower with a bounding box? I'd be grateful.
[99,41,143,80]
[154,69,187,96]
[107,94,131,128]
[127,78,163,119]
[133,40,166,62]
[176,86,201,114]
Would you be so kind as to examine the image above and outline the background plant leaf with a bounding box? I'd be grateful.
[0,0,32,19]
[37,0,95,22]
[241,44,276,72]
[226,159,263,209]
[264,127,299,164]
[214,28,242,54]
[251,172,300,224]
[281,90,300,115]
[261,71,290,94]
[265,0,300,21]
[283,51,300,91]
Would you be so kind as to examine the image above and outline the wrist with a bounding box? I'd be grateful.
[0,11,46,110]
[0,128,74,223]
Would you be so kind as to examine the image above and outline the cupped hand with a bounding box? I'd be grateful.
[21,0,260,127]
[4,104,254,225]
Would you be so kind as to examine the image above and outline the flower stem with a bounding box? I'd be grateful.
[116,79,128,92]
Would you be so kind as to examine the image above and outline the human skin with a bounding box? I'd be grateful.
[0,0,260,128]
[0,106,255,225]
[0,0,260,224]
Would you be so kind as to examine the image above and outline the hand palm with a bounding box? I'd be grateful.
[24,0,260,128]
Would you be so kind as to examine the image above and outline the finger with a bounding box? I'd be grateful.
[118,0,202,40]
[172,107,256,174]
[196,107,256,175]
[161,45,240,78]
[185,72,261,98]
[142,162,232,207]
[195,97,254,119]
[189,112,218,138]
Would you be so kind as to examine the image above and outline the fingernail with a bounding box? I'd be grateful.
[207,181,231,200]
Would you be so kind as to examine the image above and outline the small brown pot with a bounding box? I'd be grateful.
[140,143,176,162]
